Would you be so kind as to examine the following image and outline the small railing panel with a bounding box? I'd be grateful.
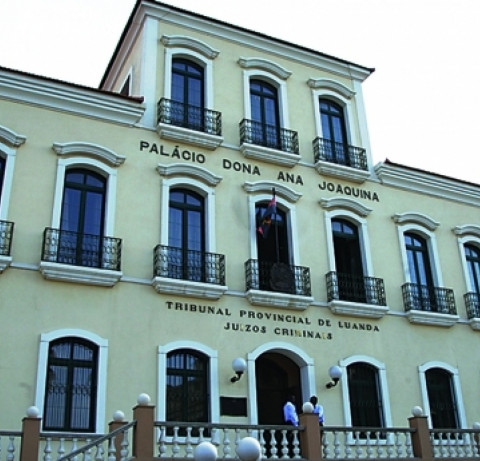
[154,245,226,285]
[41,228,122,271]
[0,220,14,256]
[464,292,480,319]
[313,137,367,171]
[157,98,222,136]
[0,431,22,461]
[245,259,311,296]
[402,283,456,315]
[240,119,299,154]
[430,428,480,458]
[326,271,387,305]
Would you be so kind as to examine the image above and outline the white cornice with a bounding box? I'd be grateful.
[319,197,372,217]
[392,212,439,231]
[453,224,480,239]
[307,78,356,99]
[238,57,292,80]
[161,34,220,59]
[243,181,302,203]
[53,142,126,167]
[0,70,145,126]
[375,162,480,207]
[0,125,26,147]
[157,162,222,186]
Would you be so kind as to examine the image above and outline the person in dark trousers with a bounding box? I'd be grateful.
[283,394,299,457]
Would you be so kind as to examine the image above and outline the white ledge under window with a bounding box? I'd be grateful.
[39,262,122,287]
[156,123,223,150]
[328,300,389,319]
[240,143,300,168]
[246,289,313,310]
[152,277,228,299]
[0,255,12,273]
[406,310,459,327]
[314,160,370,183]
[469,318,480,331]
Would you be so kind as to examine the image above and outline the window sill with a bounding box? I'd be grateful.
[406,310,459,327]
[152,276,228,299]
[0,255,12,273]
[314,160,370,183]
[468,318,480,331]
[329,300,389,319]
[240,143,300,168]
[39,262,122,286]
[246,289,313,310]
[157,123,223,150]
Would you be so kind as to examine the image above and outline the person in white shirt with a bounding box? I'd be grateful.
[310,395,324,426]
[283,394,299,426]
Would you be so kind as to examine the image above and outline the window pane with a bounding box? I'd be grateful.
[426,368,458,429]
[169,207,183,248]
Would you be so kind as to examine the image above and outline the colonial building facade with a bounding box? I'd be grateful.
[1,0,480,441]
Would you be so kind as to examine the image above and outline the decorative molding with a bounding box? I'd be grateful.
[39,262,122,287]
[240,143,301,168]
[0,125,26,147]
[469,318,480,331]
[307,78,356,99]
[453,224,480,239]
[392,212,439,231]
[0,255,12,273]
[238,57,292,80]
[0,69,145,126]
[375,162,480,207]
[161,34,220,59]
[314,160,370,183]
[157,163,222,186]
[52,142,126,167]
[246,289,313,310]
[243,181,302,203]
[156,123,223,150]
[319,197,372,217]
[152,277,227,299]
[328,300,389,319]
[406,310,459,328]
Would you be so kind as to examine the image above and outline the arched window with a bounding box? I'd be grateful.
[58,169,107,267]
[168,188,205,281]
[465,244,480,294]
[347,362,384,430]
[43,337,98,432]
[319,99,349,165]
[166,349,209,425]
[425,368,459,429]
[0,155,5,206]
[250,79,280,149]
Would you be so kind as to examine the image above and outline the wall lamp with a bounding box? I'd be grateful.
[231,357,247,383]
[326,365,342,389]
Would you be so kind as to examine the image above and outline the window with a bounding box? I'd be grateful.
[347,362,384,429]
[43,337,98,432]
[464,244,480,294]
[320,99,349,165]
[166,349,209,425]
[168,188,205,281]
[0,155,5,206]
[425,368,459,429]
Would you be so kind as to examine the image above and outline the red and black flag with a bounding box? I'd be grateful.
[257,195,277,239]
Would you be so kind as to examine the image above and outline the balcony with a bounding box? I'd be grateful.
[402,283,458,327]
[152,244,227,299]
[39,228,122,286]
[313,136,370,183]
[156,98,223,150]
[245,259,313,309]
[464,292,480,330]
[239,119,300,167]
[0,219,14,272]
[326,271,389,319]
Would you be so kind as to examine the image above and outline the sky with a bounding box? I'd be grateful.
[1,0,479,184]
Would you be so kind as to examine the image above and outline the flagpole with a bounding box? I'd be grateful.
[273,187,280,264]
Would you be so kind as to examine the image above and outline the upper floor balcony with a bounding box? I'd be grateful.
[239,119,300,167]
[152,244,227,299]
[402,283,458,327]
[156,98,223,150]
[39,228,122,286]
[464,292,480,330]
[326,271,389,319]
[244,259,313,309]
[0,219,14,272]
[313,137,370,183]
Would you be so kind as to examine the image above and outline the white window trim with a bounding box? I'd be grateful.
[246,341,315,425]
[453,225,480,293]
[34,329,108,434]
[339,355,393,438]
[157,341,219,423]
[418,361,467,429]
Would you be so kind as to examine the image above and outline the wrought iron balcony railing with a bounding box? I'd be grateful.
[313,136,367,170]
[153,245,225,285]
[464,292,480,319]
[0,220,14,256]
[326,271,387,305]
[402,283,456,314]
[41,228,122,271]
[240,119,299,154]
[157,98,222,136]
[245,259,311,296]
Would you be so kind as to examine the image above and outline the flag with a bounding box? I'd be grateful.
[257,196,276,239]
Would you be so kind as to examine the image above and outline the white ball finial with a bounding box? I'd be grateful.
[236,437,261,461]
[194,441,218,461]
[411,406,423,417]
[113,410,125,421]
[137,393,151,405]
[26,406,40,418]
[302,402,314,413]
